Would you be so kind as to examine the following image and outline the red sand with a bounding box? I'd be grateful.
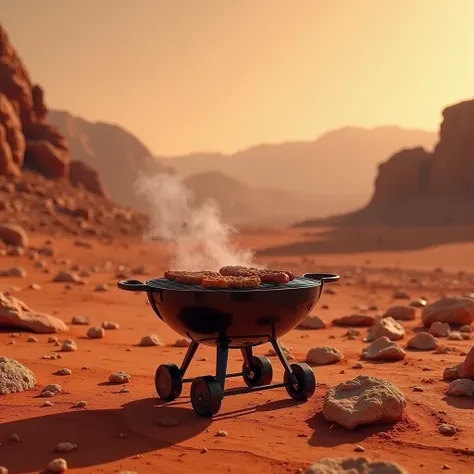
[1,229,473,473]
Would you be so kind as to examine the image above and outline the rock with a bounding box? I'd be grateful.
[422,297,474,327]
[0,223,28,247]
[24,137,69,179]
[139,334,164,347]
[0,467,8,474]
[266,343,295,360]
[0,291,69,333]
[109,371,131,384]
[47,458,68,473]
[53,271,81,283]
[215,430,228,437]
[71,315,90,325]
[54,368,72,376]
[306,346,343,365]
[410,298,427,308]
[366,317,405,342]
[439,424,456,436]
[174,338,191,347]
[447,331,463,340]
[40,384,61,397]
[55,442,77,453]
[460,324,472,333]
[61,339,77,352]
[447,378,474,397]
[332,315,376,327]
[0,356,36,394]
[0,266,27,277]
[443,346,474,380]
[27,336,38,342]
[384,306,415,321]
[393,289,410,300]
[407,332,438,350]
[69,160,108,197]
[362,336,406,361]
[102,321,119,330]
[306,457,409,474]
[429,321,450,337]
[87,326,105,339]
[73,400,88,408]
[298,315,326,329]
[94,284,109,292]
[322,375,406,429]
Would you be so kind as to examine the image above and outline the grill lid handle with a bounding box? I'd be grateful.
[117,279,151,292]
[303,273,340,283]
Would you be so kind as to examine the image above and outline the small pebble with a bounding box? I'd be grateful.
[102,321,120,330]
[27,336,38,343]
[201,447,208,454]
[413,386,424,392]
[55,442,77,453]
[87,326,105,339]
[48,336,59,343]
[439,424,457,436]
[42,401,54,407]
[54,368,72,376]
[47,458,68,473]
[352,363,363,369]
[215,430,228,437]
[73,400,88,408]
[61,339,77,352]
[156,417,179,427]
[354,445,365,452]
[109,371,131,384]
[11,433,20,442]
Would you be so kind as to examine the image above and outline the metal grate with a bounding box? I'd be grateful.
[144,276,320,293]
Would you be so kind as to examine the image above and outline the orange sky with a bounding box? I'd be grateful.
[2,0,473,155]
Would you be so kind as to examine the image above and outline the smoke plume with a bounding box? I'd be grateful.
[134,172,256,271]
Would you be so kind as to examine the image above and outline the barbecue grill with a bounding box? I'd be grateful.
[118,272,339,417]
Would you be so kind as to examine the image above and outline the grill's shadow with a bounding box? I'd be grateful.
[0,398,210,473]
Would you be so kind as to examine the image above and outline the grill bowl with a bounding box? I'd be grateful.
[118,273,339,348]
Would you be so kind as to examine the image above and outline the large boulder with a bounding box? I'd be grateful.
[443,346,474,381]
[0,93,25,175]
[0,291,69,333]
[322,375,406,429]
[422,297,474,327]
[0,223,29,247]
[0,356,36,395]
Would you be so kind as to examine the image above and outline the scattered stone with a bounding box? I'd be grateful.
[393,289,410,300]
[0,356,36,394]
[384,306,415,321]
[322,375,406,429]
[332,315,376,327]
[1,266,27,277]
[201,448,208,454]
[109,371,131,384]
[0,223,29,247]
[53,270,81,283]
[28,283,41,290]
[119,387,130,393]
[443,346,474,380]
[407,332,438,350]
[11,433,20,442]
[366,317,405,342]
[410,298,427,308]
[47,458,68,473]
[447,331,463,341]
[55,442,77,453]
[102,321,119,330]
[306,346,343,365]
[73,400,88,408]
[87,326,105,339]
[42,400,54,407]
[306,457,409,474]
[352,363,363,369]
[362,336,406,361]
[27,336,38,342]
[354,445,365,452]
[459,325,472,333]
[215,430,228,437]
[447,378,474,397]
[429,321,450,337]
[298,315,326,330]
[95,284,109,292]
[139,334,164,347]
[54,368,72,376]
[0,291,69,333]
[266,343,295,360]
[439,424,457,436]
[41,384,62,397]
[413,386,424,392]
[174,338,191,347]
[435,346,454,355]
[71,316,90,325]
[61,339,77,352]
[422,297,474,327]
[346,328,360,338]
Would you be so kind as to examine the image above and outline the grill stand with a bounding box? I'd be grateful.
[155,337,316,417]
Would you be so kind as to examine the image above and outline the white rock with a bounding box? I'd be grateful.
[407,332,438,350]
[41,384,62,397]
[0,356,36,394]
[47,458,68,473]
[61,339,77,352]
[139,334,164,346]
[306,346,343,365]
[447,331,463,340]
[362,337,406,361]
[306,457,409,474]
[109,371,131,384]
[366,317,405,342]
[322,375,406,429]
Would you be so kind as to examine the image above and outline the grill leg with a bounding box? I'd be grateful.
[270,338,298,386]
[215,340,229,396]
[241,346,253,372]
[179,341,199,377]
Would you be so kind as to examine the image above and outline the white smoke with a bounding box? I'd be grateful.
[133,171,256,271]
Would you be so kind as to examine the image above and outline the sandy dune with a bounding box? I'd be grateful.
[1,229,473,474]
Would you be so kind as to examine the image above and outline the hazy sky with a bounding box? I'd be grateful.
[2,0,473,155]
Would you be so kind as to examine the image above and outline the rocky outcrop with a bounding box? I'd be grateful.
[69,160,108,197]
[0,23,107,193]
[368,99,474,211]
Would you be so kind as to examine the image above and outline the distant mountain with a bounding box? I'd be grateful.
[159,126,437,214]
[47,110,170,210]
[183,171,323,226]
